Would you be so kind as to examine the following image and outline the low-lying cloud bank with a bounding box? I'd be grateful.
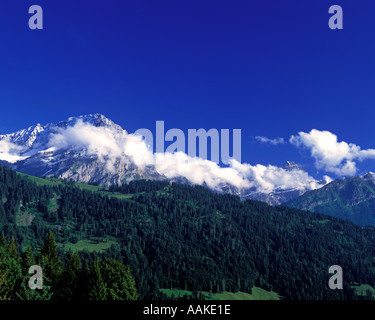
[5,120,367,195]
[45,121,323,193]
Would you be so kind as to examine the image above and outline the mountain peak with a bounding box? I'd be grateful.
[282,161,302,172]
[67,113,107,122]
[0,122,45,147]
[0,114,126,158]
[57,114,125,132]
[363,172,375,180]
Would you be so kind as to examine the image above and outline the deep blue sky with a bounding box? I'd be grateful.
[1,0,375,177]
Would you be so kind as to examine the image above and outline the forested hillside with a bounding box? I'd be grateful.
[0,232,138,300]
[0,165,375,300]
[286,174,375,226]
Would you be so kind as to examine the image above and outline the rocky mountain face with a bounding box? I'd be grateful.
[282,161,302,172]
[239,187,305,206]
[0,114,165,186]
[286,172,375,226]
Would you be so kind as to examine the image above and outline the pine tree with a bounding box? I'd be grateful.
[0,233,6,248]
[37,232,63,292]
[7,237,18,260]
[16,246,54,301]
[58,252,81,300]
[100,258,138,300]
[39,232,58,258]
[21,246,36,275]
[78,261,91,300]
[0,245,22,300]
[88,259,107,300]
[16,282,53,301]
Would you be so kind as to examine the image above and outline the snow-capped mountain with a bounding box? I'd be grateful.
[282,161,302,172]
[0,114,164,186]
[238,161,313,205]
[0,114,325,205]
[0,114,122,155]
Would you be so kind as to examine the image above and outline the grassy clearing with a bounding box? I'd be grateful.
[160,287,280,300]
[351,284,375,298]
[16,212,35,227]
[17,172,62,187]
[74,182,105,192]
[17,171,134,200]
[204,288,279,300]
[108,192,133,199]
[160,289,193,298]
[59,239,119,253]
[48,197,59,212]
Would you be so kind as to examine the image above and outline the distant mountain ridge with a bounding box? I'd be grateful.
[286,172,375,226]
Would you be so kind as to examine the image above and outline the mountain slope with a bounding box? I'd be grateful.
[2,166,375,299]
[286,173,375,226]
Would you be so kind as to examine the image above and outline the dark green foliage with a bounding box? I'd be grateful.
[99,258,138,300]
[86,258,138,300]
[0,231,138,300]
[37,231,64,287]
[109,179,170,194]
[0,234,6,247]
[88,259,107,300]
[21,246,35,275]
[16,282,53,301]
[7,237,18,260]
[0,244,22,300]
[57,252,81,300]
[1,166,375,300]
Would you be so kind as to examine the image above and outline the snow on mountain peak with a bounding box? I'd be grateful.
[363,172,375,181]
[58,114,125,133]
[0,114,128,164]
[0,123,45,147]
[282,161,303,172]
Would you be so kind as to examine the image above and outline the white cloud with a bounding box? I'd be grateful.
[229,160,321,194]
[0,140,28,163]
[255,136,285,145]
[47,121,323,194]
[290,129,375,176]
[153,152,252,190]
[48,120,153,173]
[48,121,251,190]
